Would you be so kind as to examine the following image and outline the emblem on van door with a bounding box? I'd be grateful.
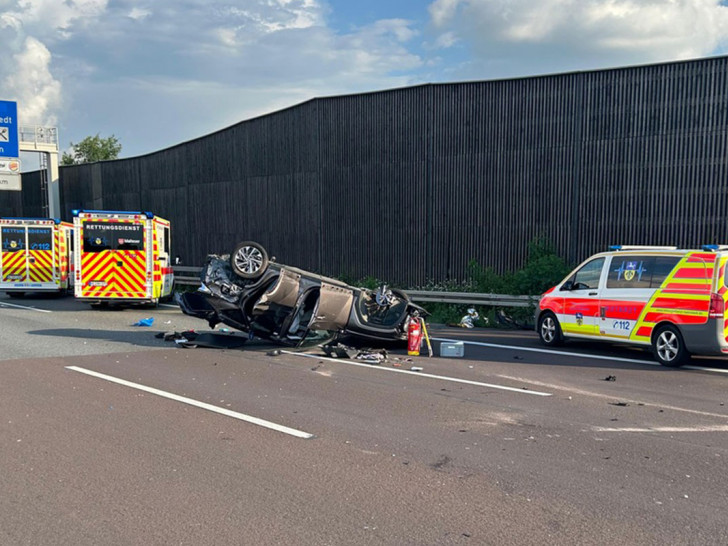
[575,312,583,326]
[614,260,646,282]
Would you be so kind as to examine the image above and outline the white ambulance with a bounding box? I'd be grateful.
[0,217,73,297]
[537,245,728,367]
[73,210,174,306]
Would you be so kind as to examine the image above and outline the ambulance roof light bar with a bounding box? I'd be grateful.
[609,245,679,251]
[0,217,61,224]
[72,209,155,219]
[701,245,728,251]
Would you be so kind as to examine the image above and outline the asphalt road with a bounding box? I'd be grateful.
[2,294,728,545]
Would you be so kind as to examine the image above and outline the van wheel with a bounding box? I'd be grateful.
[652,325,689,367]
[7,292,25,298]
[230,241,269,279]
[538,312,563,346]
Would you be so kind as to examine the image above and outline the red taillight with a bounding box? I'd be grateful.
[709,293,724,319]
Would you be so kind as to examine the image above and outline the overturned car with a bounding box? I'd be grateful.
[177,241,427,347]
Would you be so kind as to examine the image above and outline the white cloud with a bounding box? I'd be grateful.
[428,0,728,75]
[128,7,150,21]
[8,0,107,34]
[2,36,61,125]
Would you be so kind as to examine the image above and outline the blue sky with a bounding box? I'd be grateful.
[2,0,728,163]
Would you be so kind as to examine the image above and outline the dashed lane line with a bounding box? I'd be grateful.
[281,351,552,396]
[0,301,52,313]
[594,425,728,433]
[431,337,728,375]
[66,366,314,439]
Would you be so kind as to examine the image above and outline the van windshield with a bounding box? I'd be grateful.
[83,222,144,253]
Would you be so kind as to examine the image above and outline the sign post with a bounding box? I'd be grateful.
[0,100,20,191]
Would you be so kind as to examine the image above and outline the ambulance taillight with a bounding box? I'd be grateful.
[709,293,724,319]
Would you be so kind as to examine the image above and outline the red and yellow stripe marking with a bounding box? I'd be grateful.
[717,257,728,343]
[2,249,27,282]
[28,250,53,282]
[81,250,147,298]
[630,252,715,342]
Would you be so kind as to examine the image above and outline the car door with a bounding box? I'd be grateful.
[560,257,606,337]
[598,255,654,339]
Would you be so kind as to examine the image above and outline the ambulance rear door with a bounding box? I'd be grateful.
[1,223,28,284]
[26,224,55,285]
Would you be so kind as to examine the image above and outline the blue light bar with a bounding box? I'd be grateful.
[1,217,61,224]
[72,210,154,219]
[609,245,622,251]
[702,244,719,251]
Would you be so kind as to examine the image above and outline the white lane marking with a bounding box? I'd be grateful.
[432,337,728,375]
[594,425,728,433]
[0,301,52,313]
[497,374,728,419]
[65,366,313,439]
[431,337,657,366]
[281,351,552,397]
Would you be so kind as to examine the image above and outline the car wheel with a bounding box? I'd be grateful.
[538,312,562,346]
[652,324,689,367]
[7,292,25,298]
[230,241,269,279]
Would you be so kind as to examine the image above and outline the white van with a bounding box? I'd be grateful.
[536,245,728,366]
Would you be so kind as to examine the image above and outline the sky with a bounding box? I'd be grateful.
[2,0,728,164]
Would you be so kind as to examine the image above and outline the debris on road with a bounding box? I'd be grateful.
[354,349,388,365]
[321,342,390,365]
[604,375,617,381]
[157,330,247,349]
[322,343,359,359]
[132,317,154,327]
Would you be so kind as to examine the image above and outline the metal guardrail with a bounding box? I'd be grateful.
[406,290,537,307]
[172,266,539,307]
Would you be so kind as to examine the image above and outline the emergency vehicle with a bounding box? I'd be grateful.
[73,210,174,306]
[537,245,728,367]
[0,217,73,296]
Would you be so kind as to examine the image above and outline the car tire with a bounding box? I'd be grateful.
[652,324,689,367]
[7,292,25,298]
[538,312,563,346]
[230,241,269,279]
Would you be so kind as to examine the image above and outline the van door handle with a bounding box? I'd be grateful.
[589,292,597,296]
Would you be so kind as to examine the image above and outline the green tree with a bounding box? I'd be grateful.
[61,134,122,165]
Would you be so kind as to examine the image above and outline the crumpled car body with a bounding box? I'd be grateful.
[177,243,426,347]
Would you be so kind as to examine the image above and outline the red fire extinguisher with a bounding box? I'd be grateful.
[407,316,423,356]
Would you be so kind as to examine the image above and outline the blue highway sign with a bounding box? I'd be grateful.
[0,100,19,158]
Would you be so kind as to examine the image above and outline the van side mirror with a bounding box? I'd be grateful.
[560,281,573,291]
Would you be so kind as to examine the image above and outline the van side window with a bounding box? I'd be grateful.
[607,256,654,289]
[651,257,681,287]
[570,258,605,290]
